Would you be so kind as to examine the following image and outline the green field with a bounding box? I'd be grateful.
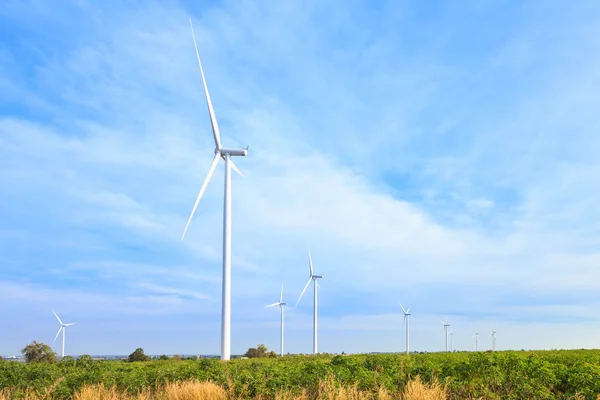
[2,350,600,399]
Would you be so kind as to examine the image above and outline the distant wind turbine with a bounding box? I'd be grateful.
[52,311,75,358]
[440,318,450,352]
[449,331,454,352]
[181,19,249,361]
[398,302,411,354]
[296,245,323,354]
[490,331,497,351]
[266,284,287,356]
[474,330,479,351]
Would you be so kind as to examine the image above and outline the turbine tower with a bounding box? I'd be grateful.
[266,284,287,356]
[440,318,450,352]
[399,302,411,354]
[52,311,75,358]
[449,331,454,352]
[296,245,323,354]
[490,331,497,351]
[181,19,248,361]
[474,330,479,351]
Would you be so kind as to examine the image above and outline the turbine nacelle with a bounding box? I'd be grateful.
[215,147,248,157]
[311,274,323,279]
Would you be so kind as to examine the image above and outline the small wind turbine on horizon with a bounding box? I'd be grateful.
[441,318,450,352]
[399,302,411,354]
[52,311,75,358]
[491,331,497,351]
[449,331,454,352]
[266,284,287,357]
[181,19,249,361]
[296,245,323,354]
[474,330,479,351]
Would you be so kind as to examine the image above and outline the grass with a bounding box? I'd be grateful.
[0,376,446,400]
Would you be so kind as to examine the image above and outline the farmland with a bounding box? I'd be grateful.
[1,350,600,399]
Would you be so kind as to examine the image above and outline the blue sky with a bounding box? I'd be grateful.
[2,0,600,356]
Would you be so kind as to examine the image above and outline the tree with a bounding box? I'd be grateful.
[158,355,169,360]
[21,341,57,363]
[128,348,151,362]
[244,344,276,358]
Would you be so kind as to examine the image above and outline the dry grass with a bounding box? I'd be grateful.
[401,376,446,400]
[160,380,227,400]
[0,377,448,400]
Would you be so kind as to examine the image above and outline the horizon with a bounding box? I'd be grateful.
[2,0,600,357]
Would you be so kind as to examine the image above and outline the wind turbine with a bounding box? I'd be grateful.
[474,330,479,351]
[399,302,411,354]
[490,331,497,351]
[440,318,450,352]
[449,331,454,352]
[295,245,323,354]
[52,311,75,358]
[266,284,287,356]
[181,19,248,361]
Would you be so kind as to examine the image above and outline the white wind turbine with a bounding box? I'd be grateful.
[474,330,479,351]
[449,331,454,352]
[440,318,450,352]
[181,19,248,361]
[52,311,75,358]
[295,245,323,354]
[490,331,497,351]
[398,302,411,354]
[266,284,287,356]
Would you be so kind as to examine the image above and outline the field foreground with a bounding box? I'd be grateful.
[1,350,600,399]
[0,377,446,400]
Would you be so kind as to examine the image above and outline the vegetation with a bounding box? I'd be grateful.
[0,349,599,399]
[244,343,277,359]
[128,348,151,363]
[20,341,57,364]
[0,377,445,399]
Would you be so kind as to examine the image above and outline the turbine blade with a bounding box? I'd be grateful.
[403,314,406,326]
[189,19,222,150]
[266,302,280,308]
[280,283,284,303]
[307,244,314,276]
[229,159,243,177]
[181,153,221,241]
[295,277,312,307]
[399,302,407,314]
[406,306,411,313]
[52,327,62,344]
[440,320,445,325]
[52,311,63,325]
[64,323,76,327]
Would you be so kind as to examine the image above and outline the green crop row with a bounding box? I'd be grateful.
[1,350,600,399]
